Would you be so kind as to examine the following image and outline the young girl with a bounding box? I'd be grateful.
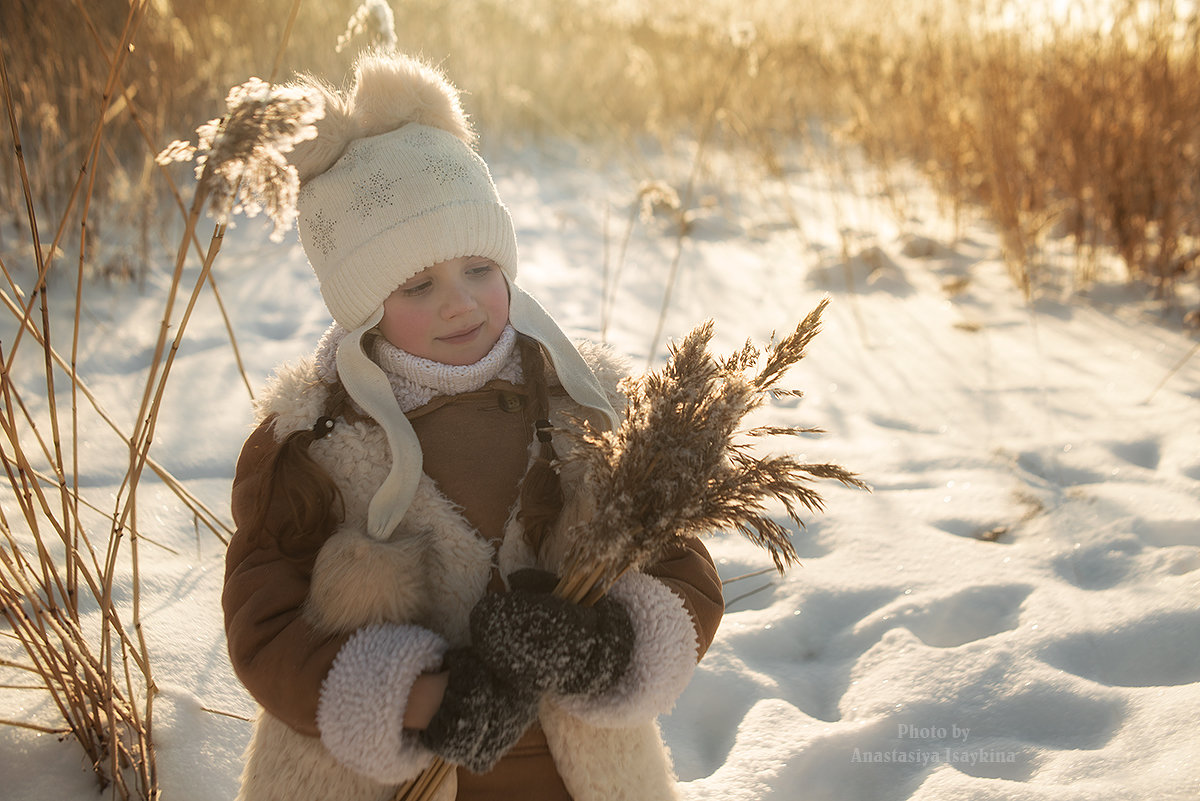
[223,52,723,801]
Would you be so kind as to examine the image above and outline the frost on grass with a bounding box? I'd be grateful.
[156,78,324,241]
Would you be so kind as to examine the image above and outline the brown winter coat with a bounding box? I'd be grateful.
[224,353,723,800]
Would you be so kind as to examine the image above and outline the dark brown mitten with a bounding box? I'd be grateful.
[470,568,635,697]
[418,646,539,774]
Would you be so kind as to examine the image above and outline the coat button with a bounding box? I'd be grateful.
[499,392,524,412]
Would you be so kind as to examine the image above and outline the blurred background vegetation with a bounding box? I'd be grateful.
[2,0,1198,305]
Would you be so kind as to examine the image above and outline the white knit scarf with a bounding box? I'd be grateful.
[314,322,523,413]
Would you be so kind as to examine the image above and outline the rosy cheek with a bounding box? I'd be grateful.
[380,301,426,350]
[492,285,511,319]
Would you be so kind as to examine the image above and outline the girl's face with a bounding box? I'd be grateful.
[379,255,510,365]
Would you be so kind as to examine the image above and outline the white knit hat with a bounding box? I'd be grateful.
[292,51,617,541]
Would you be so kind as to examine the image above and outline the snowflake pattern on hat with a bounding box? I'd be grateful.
[305,209,338,255]
[338,139,374,168]
[348,168,398,216]
[407,126,436,147]
[421,149,472,185]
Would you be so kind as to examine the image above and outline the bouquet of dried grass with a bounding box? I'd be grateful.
[400,298,864,801]
[553,296,867,604]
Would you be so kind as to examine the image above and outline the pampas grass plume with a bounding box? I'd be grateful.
[157,78,323,241]
[558,297,867,584]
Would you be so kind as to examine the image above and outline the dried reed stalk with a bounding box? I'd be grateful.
[337,0,398,54]
[1,0,150,370]
[0,7,163,792]
[112,73,322,538]
[74,0,257,399]
[1,9,308,798]
[0,284,230,540]
[645,33,755,367]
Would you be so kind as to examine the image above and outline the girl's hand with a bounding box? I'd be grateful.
[469,569,635,697]
[402,671,449,730]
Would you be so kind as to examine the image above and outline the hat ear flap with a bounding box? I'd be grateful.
[349,50,476,145]
[508,285,619,431]
[289,76,360,184]
[336,310,424,540]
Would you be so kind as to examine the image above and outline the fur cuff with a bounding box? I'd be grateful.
[317,624,447,783]
[553,572,697,727]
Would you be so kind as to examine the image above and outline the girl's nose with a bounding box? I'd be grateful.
[441,281,477,317]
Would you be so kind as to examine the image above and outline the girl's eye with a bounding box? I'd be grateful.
[401,280,432,296]
[467,263,494,278]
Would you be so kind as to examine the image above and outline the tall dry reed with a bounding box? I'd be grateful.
[828,1,1200,301]
[1,1,307,797]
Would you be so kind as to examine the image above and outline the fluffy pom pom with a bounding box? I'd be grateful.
[288,51,476,184]
[288,76,360,184]
[351,51,476,146]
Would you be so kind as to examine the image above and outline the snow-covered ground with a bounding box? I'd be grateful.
[2,139,1198,800]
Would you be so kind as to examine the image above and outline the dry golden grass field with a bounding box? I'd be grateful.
[2,0,1198,296]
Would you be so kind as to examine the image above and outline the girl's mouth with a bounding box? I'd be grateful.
[438,323,484,344]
